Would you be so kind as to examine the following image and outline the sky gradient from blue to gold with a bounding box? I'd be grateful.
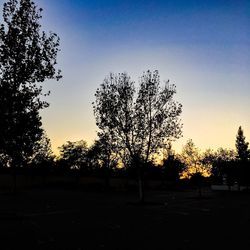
[2,0,249,154]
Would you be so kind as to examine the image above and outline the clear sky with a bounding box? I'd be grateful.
[2,0,250,154]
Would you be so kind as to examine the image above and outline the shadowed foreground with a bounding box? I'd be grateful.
[0,188,250,250]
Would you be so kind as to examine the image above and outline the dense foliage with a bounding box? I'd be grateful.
[0,0,61,169]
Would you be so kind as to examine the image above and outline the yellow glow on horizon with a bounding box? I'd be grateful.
[180,165,212,179]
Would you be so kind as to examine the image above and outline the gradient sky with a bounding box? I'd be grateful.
[2,0,249,154]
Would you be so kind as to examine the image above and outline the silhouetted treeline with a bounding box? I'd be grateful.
[0,126,250,191]
[0,128,249,192]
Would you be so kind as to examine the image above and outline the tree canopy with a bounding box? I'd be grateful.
[179,139,211,178]
[0,0,61,167]
[93,70,182,166]
[58,140,88,170]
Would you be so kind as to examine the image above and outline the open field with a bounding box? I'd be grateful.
[0,187,250,250]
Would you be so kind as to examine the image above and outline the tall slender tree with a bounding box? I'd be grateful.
[236,126,249,161]
[235,126,250,189]
[0,0,61,175]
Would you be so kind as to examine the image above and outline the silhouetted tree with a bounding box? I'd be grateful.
[86,143,101,170]
[93,70,182,202]
[211,148,236,187]
[162,143,185,185]
[202,149,216,167]
[26,130,54,185]
[88,132,119,187]
[236,126,249,162]
[162,154,185,185]
[201,149,216,181]
[0,0,61,191]
[215,148,236,162]
[29,130,54,168]
[58,140,88,170]
[179,140,209,196]
[235,126,250,189]
[179,140,203,178]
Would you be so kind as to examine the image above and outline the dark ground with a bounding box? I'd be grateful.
[0,186,250,250]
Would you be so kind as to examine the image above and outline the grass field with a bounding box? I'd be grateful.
[0,187,250,250]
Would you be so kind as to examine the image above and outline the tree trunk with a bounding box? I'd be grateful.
[105,168,110,189]
[104,161,110,189]
[198,184,202,198]
[138,167,144,203]
[12,164,17,194]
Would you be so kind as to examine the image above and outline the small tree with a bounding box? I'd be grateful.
[236,126,249,162]
[162,155,185,186]
[93,70,182,202]
[235,126,250,189]
[30,130,54,168]
[88,132,119,187]
[161,143,184,186]
[58,140,88,170]
[211,148,236,187]
[27,131,54,185]
[179,139,209,197]
[202,149,216,166]
[179,139,203,179]
[0,0,61,191]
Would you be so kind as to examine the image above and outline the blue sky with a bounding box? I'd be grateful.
[1,0,249,153]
